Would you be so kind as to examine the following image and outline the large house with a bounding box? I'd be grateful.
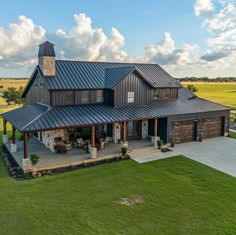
[2,41,231,171]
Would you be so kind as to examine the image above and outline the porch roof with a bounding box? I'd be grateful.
[2,88,231,133]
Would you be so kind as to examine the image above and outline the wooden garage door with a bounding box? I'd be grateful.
[172,120,195,143]
[203,117,223,139]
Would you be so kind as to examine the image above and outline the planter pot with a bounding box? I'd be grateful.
[65,144,72,151]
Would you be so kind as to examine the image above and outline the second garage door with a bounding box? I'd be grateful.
[203,117,223,139]
[172,120,196,143]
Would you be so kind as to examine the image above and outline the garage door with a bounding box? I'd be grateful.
[203,117,223,139]
[172,120,196,143]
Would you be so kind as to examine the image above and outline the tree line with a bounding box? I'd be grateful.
[178,77,236,82]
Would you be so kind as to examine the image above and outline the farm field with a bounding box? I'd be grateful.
[181,82,236,110]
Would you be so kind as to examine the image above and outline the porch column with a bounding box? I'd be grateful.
[90,125,97,159]
[123,121,127,142]
[23,133,28,159]
[22,132,31,172]
[154,118,158,136]
[2,119,8,144]
[91,125,95,148]
[10,125,17,153]
[152,118,160,147]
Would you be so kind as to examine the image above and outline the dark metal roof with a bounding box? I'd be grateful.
[2,103,49,131]
[40,60,181,90]
[104,66,156,88]
[5,88,230,132]
[38,41,55,57]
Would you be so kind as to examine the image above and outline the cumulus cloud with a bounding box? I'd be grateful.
[0,15,45,69]
[144,32,197,66]
[55,13,128,61]
[194,0,214,17]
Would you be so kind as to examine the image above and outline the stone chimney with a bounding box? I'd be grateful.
[38,41,56,77]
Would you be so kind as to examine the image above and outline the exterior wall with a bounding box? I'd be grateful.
[25,74,50,105]
[141,120,148,139]
[51,90,104,106]
[113,71,152,107]
[167,110,230,143]
[42,129,68,152]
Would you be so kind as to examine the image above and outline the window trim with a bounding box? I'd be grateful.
[80,90,90,104]
[95,90,103,103]
[64,91,75,105]
[127,91,135,103]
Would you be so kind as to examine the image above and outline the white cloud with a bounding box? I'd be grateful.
[0,15,45,69]
[55,13,128,61]
[144,32,198,66]
[194,0,214,17]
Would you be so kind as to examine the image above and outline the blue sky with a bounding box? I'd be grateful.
[0,0,236,77]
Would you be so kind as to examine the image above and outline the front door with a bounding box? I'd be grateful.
[127,121,141,140]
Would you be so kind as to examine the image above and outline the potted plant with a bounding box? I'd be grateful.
[171,137,176,147]
[157,139,163,150]
[30,154,39,168]
[121,146,128,156]
[199,133,203,142]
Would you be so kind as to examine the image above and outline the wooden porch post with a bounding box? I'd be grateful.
[23,133,28,159]
[91,125,95,148]
[12,126,16,144]
[3,119,7,135]
[154,118,158,136]
[123,121,127,141]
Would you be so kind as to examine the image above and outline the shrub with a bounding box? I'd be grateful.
[30,154,39,166]
[157,139,163,149]
[187,84,198,93]
[121,147,128,156]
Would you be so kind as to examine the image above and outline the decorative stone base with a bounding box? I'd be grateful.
[151,136,160,147]
[89,147,97,159]
[10,143,17,153]
[2,134,8,144]
[22,158,32,172]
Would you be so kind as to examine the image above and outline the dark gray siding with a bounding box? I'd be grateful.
[113,71,151,107]
[25,74,50,105]
[51,90,104,106]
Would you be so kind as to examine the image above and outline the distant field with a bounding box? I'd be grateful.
[0,79,27,115]
[182,82,236,113]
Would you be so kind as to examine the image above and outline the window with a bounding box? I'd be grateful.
[153,89,159,100]
[165,88,171,98]
[65,91,74,105]
[127,121,133,137]
[81,90,89,104]
[127,91,135,103]
[96,90,103,103]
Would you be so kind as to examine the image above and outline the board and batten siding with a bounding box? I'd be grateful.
[51,90,104,106]
[113,71,151,107]
[25,74,50,105]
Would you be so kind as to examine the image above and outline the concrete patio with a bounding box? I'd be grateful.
[4,137,152,171]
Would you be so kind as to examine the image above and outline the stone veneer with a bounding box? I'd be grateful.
[41,129,68,152]
[113,123,121,144]
[38,56,55,77]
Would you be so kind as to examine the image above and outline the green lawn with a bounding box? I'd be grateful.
[229,131,236,139]
[0,155,236,234]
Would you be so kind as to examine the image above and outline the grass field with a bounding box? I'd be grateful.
[181,82,236,110]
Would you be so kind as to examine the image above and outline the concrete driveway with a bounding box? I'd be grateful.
[131,137,236,177]
[172,137,236,177]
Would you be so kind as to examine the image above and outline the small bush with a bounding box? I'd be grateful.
[157,139,163,149]
[30,154,39,166]
[121,147,128,156]
[187,84,198,93]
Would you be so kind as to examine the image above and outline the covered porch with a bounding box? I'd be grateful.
[4,137,152,172]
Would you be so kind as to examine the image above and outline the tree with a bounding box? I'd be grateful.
[187,84,198,93]
[2,86,24,105]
